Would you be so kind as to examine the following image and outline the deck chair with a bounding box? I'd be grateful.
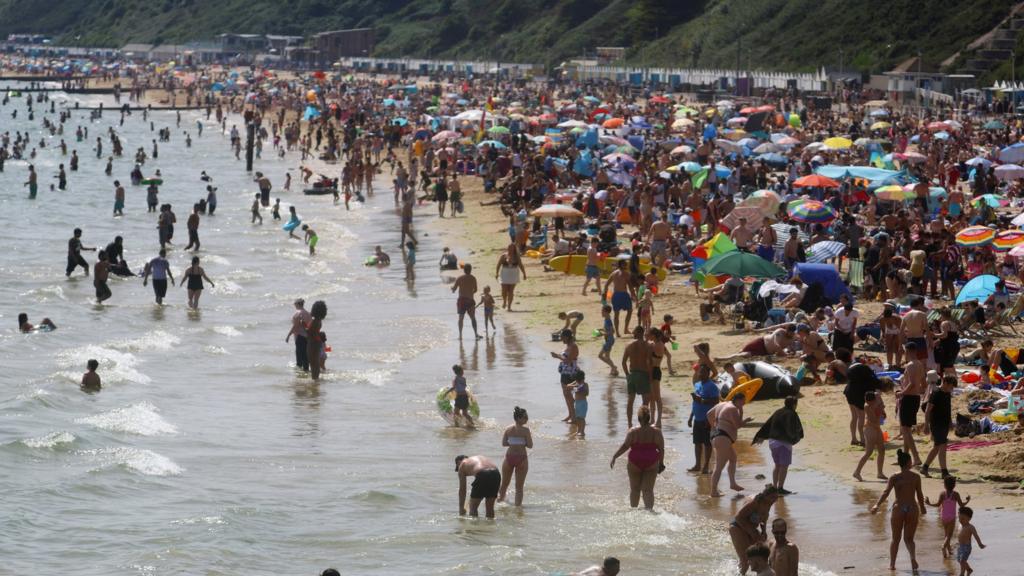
[986,295,1023,336]
[846,259,865,293]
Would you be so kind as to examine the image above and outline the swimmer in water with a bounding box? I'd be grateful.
[373,245,391,266]
[272,198,281,221]
[285,206,300,239]
[17,313,56,333]
[251,193,263,224]
[81,359,101,393]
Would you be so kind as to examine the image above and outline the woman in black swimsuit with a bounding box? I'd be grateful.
[182,256,215,309]
[648,327,668,428]
[933,309,960,377]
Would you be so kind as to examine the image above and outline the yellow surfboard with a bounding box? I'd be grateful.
[726,377,763,402]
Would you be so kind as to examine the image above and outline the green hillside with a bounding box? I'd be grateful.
[0,0,1019,78]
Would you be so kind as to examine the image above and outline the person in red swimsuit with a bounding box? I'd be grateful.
[610,405,665,510]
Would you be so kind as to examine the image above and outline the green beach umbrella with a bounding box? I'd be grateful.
[488,125,510,134]
[698,251,786,279]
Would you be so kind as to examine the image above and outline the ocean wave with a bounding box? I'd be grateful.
[111,330,181,353]
[77,402,178,436]
[212,325,242,337]
[21,431,77,449]
[335,368,396,387]
[55,345,151,385]
[82,447,183,476]
[19,284,66,301]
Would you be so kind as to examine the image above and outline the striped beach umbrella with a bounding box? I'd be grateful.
[993,229,1024,251]
[807,240,847,263]
[787,198,837,224]
[874,184,913,202]
[955,226,995,247]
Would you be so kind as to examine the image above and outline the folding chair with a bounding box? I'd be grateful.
[846,259,864,293]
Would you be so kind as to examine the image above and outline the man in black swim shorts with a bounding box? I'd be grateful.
[455,454,501,518]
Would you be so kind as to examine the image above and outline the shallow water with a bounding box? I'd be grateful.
[1,84,1019,575]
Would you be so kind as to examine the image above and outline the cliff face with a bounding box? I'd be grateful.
[1,0,1018,76]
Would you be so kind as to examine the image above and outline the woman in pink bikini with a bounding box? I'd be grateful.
[498,406,533,506]
[610,405,665,510]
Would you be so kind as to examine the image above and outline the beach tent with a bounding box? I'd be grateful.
[956,274,1001,305]
[792,263,851,304]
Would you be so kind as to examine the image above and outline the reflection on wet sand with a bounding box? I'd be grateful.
[499,323,525,368]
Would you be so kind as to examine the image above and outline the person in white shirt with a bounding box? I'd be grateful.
[832,300,860,352]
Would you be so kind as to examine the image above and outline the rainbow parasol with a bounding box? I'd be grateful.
[787,198,837,224]
[955,226,995,247]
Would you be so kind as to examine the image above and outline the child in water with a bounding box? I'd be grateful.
[318,331,328,372]
[251,193,263,224]
[597,305,618,376]
[81,359,101,393]
[956,507,985,576]
[302,225,318,256]
[272,198,281,221]
[479,286,496,331]
[404,241,416,281]
[446,364,474,427]
[567,370,588,438]
[926,475,971,558]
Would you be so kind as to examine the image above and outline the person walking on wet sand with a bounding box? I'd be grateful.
[687,363,719,474]
[495,243,526,311]
[181,256,214,310]
[897,341,925,466]
[708,393,747,497]
[621,326,652,428]
[455,454,501,518]
[66,228,95,277]
[610,405,664,510]
[870,449,926,571]
[853,391,888,481]
[751,396,803,495]
[956,506,985,576]
[552,328,580,422]
[286,298,312,372]
[451,264,481,339]
[607,260,632,337]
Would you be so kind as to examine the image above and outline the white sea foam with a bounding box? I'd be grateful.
[77,402,178,436]
[210,279,242,295]
[83,447,183,476]
[337,368,396,387]
[112,330,181,353]
[203,345,228,355]
[212,325,242,337]
[55,345,150,385]
[22,431,76,449]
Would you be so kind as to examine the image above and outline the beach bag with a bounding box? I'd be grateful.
[455,200,464,213]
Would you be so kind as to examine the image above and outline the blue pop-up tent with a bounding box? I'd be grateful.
[792,263,851,304]
[956,274,1001,305]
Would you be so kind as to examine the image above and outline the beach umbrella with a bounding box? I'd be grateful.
[870,121,891,131]
[933,131,950,140]
[896,151,927,163]
[965,157,992,168]
[649,95,670,104]
[715,138,745,154]
[721,205,773,232]
[698,251,786,279]
[756,152,788,167]
[793,174,840,188]
[752,143,781,154]
[678,161,703,173]
[993,230,1024,251]
[807,240,847,263]
[983,120,1007,130]
[823,137,853,149]
[972,194,1008,208]
[392,117,409,126]
[955,226,995,247]
[955,274,1001,305]
[994,164,1024,181]
[432,130,461,142]
[926,121,949,132]
[671,118,695,130]
[787,198,837,223]
[670,145,693,155]
[382,98,396,106]
[726,116,748,126]
[487,125,510,134]
[999,143,1024,164]
[1010,244,1024,258]
[737,193,780,215]
[602,117,625,129]
[557,119,588,128]
[874,184,913,201]
[477,140,506,149]
[603,152,636,165]
[531,204,584,219]
[1012,211,1024,227]
[776,136,801,146]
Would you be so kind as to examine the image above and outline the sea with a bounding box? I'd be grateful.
[0,81,1018,575]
